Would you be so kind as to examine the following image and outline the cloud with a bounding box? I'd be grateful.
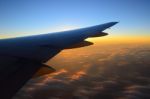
[70,71,86,81]
[13,44,150,99]
[118,85,150,99]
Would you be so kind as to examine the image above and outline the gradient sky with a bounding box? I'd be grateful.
[0,0,150,38]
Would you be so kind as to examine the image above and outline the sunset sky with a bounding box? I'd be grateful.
[0,0,150,41]
[1,0,149,99]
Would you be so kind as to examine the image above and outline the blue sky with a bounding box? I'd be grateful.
[0,0,150,37]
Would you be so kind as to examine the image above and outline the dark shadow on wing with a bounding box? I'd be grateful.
[0,60,55,99]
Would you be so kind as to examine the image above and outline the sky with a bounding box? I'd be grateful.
[0,0,150,39]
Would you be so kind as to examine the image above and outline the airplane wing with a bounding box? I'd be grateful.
[0,22,118,99]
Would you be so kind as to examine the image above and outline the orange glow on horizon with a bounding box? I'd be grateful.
[0,32,150,44]
[86,35,150,44]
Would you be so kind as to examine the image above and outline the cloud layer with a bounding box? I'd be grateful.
[13,43,150,99]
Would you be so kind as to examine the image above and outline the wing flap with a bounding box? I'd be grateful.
[33,64,55,78]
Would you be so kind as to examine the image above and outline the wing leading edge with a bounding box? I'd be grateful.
[0,22,118,99]
[0,22,118,62]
